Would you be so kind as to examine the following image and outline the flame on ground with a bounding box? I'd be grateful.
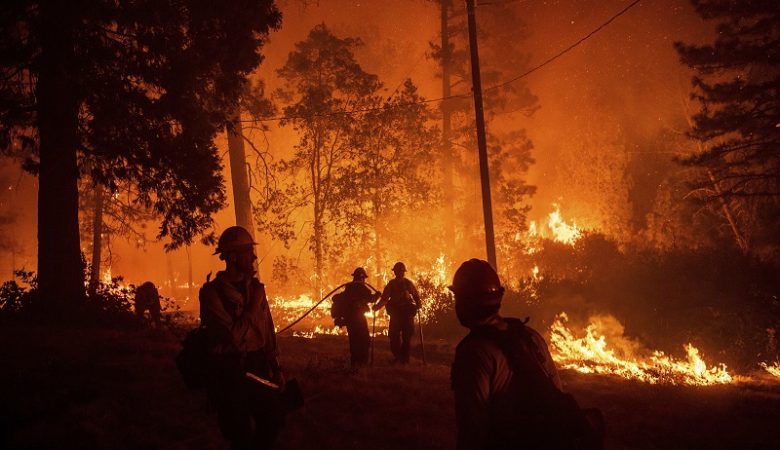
[760,361,780,378]
[549,312,733,385]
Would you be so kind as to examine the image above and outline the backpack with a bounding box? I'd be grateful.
[472,318,605,450]
[175,326,210,390]
[330,291,347,326]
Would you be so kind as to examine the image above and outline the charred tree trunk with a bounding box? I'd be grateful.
[36,2,85,313]
[88,187,104,295]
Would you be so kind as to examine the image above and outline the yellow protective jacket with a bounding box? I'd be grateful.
[199,271,278,361]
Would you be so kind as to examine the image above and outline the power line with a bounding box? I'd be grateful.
[484,0,641,93]
[242,0,642,123]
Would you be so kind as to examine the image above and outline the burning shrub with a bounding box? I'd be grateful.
[415,274,458,338]
[525,233,780,372]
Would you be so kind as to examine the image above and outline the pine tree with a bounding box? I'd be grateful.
[0,0,281,315]
[675,0,780,254]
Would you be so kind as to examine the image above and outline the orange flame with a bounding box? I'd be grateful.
[527,204,582,249]
[549,312,733,385]
[547,204,581,245]
[760,361,780,378]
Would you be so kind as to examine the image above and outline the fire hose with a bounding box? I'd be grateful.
[275,282,382,335]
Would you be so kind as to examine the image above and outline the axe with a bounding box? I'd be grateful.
[245,372,304,413]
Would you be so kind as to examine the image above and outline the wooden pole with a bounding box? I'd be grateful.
[465,0,497,269]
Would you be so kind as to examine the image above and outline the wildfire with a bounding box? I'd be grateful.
[268,256,454,337]
[270,291,391,338]
[760,362,780,378]
[549,312,733,385]
[292,325,345,339]
[527,204,582,249]
[547,204,581,245]
[531,265,541,281]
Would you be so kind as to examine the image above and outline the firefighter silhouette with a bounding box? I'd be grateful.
[373,262,421,364]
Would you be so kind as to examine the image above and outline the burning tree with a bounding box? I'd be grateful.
[270,24,379,288]
[265,24,438,288]
[0,0,281,317]
[336,80,440,276]
[675,0,780,257]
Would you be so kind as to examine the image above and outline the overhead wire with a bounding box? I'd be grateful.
[483,0,641,93]
[241,0,642,123]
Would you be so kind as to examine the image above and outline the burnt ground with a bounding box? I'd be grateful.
[1,325,779,450]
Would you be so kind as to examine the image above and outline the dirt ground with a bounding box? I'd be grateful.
[2,325,779,450]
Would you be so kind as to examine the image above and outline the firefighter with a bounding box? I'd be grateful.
[134,281,161,326]
[340,267,381,367]
[199,226,285,450]
[450,259,569,450]
[373,262,421,364]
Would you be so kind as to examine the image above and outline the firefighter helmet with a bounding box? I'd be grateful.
[449,259,504,304]
[392,262,406,273]
[352,267,368,279]
[214,226,257,254]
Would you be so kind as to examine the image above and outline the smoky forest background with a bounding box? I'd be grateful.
[1,1,779,449]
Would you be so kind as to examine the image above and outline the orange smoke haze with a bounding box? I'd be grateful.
[0,0,716,306]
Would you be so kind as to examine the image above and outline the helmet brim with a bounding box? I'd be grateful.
[213,242,257,255]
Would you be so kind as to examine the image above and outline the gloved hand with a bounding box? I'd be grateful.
[272,368,286,390]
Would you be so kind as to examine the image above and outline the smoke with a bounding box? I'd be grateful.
[1,0,721,304]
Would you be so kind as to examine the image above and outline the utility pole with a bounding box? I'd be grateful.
[465,0,497,269]
[440,0,456,251]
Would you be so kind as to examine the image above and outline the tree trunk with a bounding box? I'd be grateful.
[226,112,256,238]
[373,200,383,281]
[226,110,260,277]
[186,245,194,304]
[706,169,749,254]
[88,186,104,295]
[440,0,456,252]
[680,93,748,254]
[36,2,85,313]
[313,209,323,295]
